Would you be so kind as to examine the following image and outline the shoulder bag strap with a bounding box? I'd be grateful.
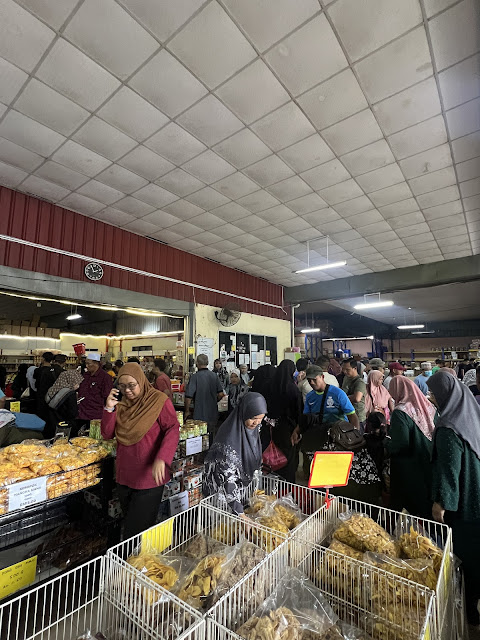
[317,384,330,424]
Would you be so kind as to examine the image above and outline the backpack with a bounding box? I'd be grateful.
[328,420,366,452]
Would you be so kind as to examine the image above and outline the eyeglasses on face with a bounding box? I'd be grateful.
[118,383,139,391]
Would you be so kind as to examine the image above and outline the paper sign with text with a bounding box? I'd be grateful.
[186,435,203,455]
[8,477,47,513]
[308,452,353,488]
[10,401,21,413]
[0,556,37,599]
[141,519,174,555]
[170,491,189,516]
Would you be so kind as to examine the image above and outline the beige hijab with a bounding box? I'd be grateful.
[115,363,167,446]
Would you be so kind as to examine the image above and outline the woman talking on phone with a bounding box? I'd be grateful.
[102,362,180,538]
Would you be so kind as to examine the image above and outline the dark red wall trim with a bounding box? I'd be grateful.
[0,187,287,319]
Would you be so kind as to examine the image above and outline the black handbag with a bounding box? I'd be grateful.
[328,420,366,452]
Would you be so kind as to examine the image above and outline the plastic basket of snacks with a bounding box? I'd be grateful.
[208,541,436,640]
[292,496,454,640]
[107,503,288,618]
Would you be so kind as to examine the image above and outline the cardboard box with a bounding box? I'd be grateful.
[36,327,45,337]
[20,325,29,336]
[11,325,21,336]
[52,329,60,339]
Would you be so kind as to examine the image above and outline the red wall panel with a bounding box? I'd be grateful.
[0,187,287,319]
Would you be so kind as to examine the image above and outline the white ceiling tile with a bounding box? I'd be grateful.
[222,0,319,52]
[77,179,124,205]
[301,159,351,190]
[466,209,480,223]
[129,49,207,118]
[163,199,205,221]
[118,0,205,42]
[185,187,230,210]
[433,226,468,240]
[288,193,328,215]
[156,168,204,197]
[236,190,280,213]
[257,204,295,224]
[464,195,480,211]
[266,14,347,96]
[95,164,148,193]
[124,219,161,236]
[64,0,158,80]
[52,140,112,177]
[388,115,447,160]
[233,215,270,233]
[35,161,89,190]
[243,155,294,187]
[16,0,78,29]
[14,79,89,137]
[456,158,480,182]
[141,211,183,228]
[266,176,312,202]
[298,69,368,130]
[188,211,227,231]
[182,150,235,184]
[229,232,262,247]
[328,0,422,62]
[215,59,289,125]
[409,166,457,196]
[340,140,395,177]
[97,207,136,227]
[446,98,480,140]
[425,1,457,23]
[59,192,105,215]
[118,146,175,182]
[112,196,155,216]
[422,200,463,220]
[334,195,374,216]
[179,238,204,251]
[0,137,43,172]
[145,122,206,166]
[373,78,441,136]
[0,110,65,156]
[177,95,243,146]
[367,230,398,244]
[318,179,364,205]
[275,216,310,234]
[460,177,480,198]
[0,0,54,72]
[212,172,259,199]
[0,56,28,105]
[438,53,480,110]
[429,0,479,71]
[388,211,426,230]
[451,131,480,164]
[133,183,179,209]
[369,182,413,207]
[214,222,248,238]
[427,212,465,230]
[399,143,453,179]
[378,198,419,219]
[73,117,137,161]
[168,2,256,90]
[210,201,251,222]
[354,27,431,103]
[416,184,460,208]
[321,109,383,156]
[355,163,404,193]
[315,219,353,235]
[251,102,315,152]
[267,236,296,249]
[36,39,120,111]
[97,87,169,143]
[213,129,271,170]
[278,135,335,174]
[302,208,341,226]
[20,174,69,201]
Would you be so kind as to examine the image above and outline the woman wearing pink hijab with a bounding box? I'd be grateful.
[386,376,436,518]
[365,370,394,422]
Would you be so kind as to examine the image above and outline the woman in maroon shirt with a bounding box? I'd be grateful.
[153,358,172,399]
[102,362,179,539]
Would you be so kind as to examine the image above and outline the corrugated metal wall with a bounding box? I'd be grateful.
[0,187,286,319]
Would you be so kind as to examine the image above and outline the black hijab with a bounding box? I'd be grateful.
[251,364,275,405]
[205,392,267,478]
[427,369,480,460]
[269,359,301,419]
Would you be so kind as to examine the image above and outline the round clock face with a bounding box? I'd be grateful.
[85,262,104,281]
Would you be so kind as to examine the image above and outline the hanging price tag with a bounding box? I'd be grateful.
[8,477,47,513]
[141,518,174,554]
[308,452,353,488]
[187,346,195,355]
[169,491,189,516]
[0,557,37,599]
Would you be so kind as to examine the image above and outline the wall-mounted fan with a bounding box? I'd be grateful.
[215,307,242,327]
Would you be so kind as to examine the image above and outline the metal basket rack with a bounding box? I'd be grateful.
[292,494,454,640]
[0,556,205,640]
[207,538,436,640]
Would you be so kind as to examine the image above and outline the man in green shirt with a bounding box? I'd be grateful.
[342,358,367,431]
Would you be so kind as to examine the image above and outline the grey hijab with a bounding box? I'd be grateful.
[205,392,266,478]
[427,369,480,460]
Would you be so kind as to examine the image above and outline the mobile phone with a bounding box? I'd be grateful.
[115,389,123,402]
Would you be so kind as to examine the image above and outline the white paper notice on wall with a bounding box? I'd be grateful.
[251,344,258,352]
[170,491,189,516]
[186,435,203,455]
[8,477,47,513]
[245,354,250,365]
[196,337,214,369]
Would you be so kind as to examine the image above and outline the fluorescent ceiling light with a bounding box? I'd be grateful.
[301,328,320,333]
[295,261,346,274]
[397,324,425,330]
[66,313,82,321]
[322,336,374,341]
[354,300,394,310]
[142,330,159,335]
[412,330,435,335]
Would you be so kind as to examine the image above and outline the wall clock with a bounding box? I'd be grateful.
[85,262,104,281]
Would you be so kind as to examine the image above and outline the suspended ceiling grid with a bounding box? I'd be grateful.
[0,0,479,289]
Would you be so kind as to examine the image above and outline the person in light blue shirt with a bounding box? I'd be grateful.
[414,362,432,396]
[0,387,5,409]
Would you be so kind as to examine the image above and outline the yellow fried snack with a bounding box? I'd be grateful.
[211,523,237,546]
[178,554,225,608]
[57,456,84,472]
[333,514,400,557]
[328,539,365,561]
[29,461,62,476]
[367,553,438,591]
[127,553,179,603]
[273,504,301,530]
[399,526,443,564]
[245,490,276,515]
[0,467,37,486]
[6,454,32,468]
[252,516,289,553]
[70,437,99,448]
[237,607,301,640]
[50,443,76,454]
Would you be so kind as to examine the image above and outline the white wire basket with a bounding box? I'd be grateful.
[292,494,454,640]
[207,538,436,640]
[0,556,204,640]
